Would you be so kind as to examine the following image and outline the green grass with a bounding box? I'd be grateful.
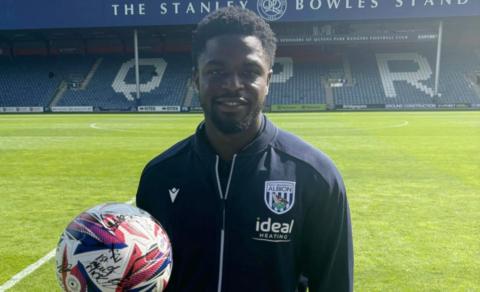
[0,112,479,291]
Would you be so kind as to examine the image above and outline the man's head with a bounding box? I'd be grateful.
[192,6,277,70]
[192,7,277,135]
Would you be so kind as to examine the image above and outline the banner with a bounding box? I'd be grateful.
[51,106,93,112]
[279,31,437,44]
[341,104,368,110]
[386,103,437,109]
[188,106,204,112]
[137,105,180,112]
[0,107,44,113]
[436,104,456,108]
[1,0,479,30]
[336,104,385,109]
[271,104,326,112]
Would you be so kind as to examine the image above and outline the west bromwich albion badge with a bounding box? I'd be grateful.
[264,181,296,214]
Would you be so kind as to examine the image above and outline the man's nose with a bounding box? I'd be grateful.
[222,72,244,91]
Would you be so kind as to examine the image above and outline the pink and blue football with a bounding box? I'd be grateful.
[55,203,172,292]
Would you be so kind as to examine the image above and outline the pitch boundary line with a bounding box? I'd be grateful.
[364,120,409,130]
[0,250,56,291]
[89,122,132,132]
[391,120,409,128]
[0,197,136,291]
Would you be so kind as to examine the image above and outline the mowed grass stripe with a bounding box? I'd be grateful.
[0,112,478,291]
[0,114,202,287]
[324,113,479,290]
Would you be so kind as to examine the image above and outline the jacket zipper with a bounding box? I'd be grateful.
[214,154,237,292]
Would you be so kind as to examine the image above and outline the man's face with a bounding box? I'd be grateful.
[194,34,272,134]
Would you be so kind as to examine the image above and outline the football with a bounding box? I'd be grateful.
[55,203,172,292]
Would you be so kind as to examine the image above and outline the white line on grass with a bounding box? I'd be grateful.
[364,120,409,130]
[391,120,409,128]
[0,250,56,291]
[0,197,136,291]
[89,123,132,132]
[90,122,101,130]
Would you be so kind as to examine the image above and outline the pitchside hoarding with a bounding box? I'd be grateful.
[1,0,479,30]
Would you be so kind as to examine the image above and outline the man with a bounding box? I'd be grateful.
[136,6,353,292]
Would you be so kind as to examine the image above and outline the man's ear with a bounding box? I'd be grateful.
[265,68,273,95]
[192,67,199,92]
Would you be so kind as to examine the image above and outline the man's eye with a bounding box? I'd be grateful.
[208,70,223,76]
[242,70,260,78]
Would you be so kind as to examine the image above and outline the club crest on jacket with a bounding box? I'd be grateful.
[264,181,295,214]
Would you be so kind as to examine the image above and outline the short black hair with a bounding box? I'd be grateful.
[192,6,277,69]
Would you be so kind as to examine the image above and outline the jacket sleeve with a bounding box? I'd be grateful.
[136,166,162,220]
[135,167,154,216]
[302,171,353,292]
[136,164,175,238]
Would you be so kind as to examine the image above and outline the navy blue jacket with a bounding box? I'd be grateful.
[136,116,353,292]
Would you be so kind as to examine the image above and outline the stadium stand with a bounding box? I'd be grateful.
[57,54,191,110]
[0,42,12,57]
[1,45,479,110]
[49,39,86,55]
[57,56,134,110]
[332,47,480,106]
[189,56,332,108]
[267,57,328,105]
[0,56,61,107]
[439,48,480,104]
[1,3,480,112]
[13,41,48,56]
[136,54,191,106]
[333,49,387,106]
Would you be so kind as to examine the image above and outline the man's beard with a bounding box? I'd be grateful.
[203,101,263,135]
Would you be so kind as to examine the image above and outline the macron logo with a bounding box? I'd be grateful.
[169,188,179,203]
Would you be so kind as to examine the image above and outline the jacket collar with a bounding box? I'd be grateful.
[192,115,277,160]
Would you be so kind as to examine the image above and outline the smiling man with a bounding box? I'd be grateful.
[195,33,271,160]
[136,6,353,292]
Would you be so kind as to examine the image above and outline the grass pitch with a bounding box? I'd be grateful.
[0,112,479,291]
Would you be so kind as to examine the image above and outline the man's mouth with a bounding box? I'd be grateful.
[214,97,248,109]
